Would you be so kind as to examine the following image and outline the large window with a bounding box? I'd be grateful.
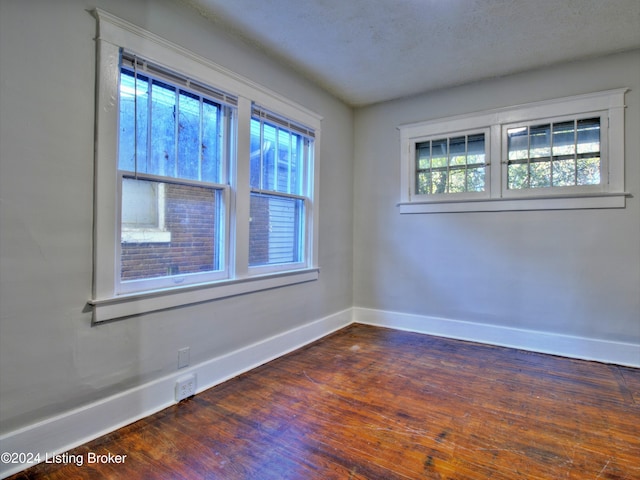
[399,89,627,213]
[116,55,233,293]
[91,10,321,322]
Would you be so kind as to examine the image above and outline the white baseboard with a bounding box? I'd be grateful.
[353,307,640,368]
[2,306,637,478]
[0,308,352,479]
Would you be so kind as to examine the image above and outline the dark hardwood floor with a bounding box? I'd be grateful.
[8,324,640,479]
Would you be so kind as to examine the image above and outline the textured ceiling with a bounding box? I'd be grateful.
[184,0,640,106]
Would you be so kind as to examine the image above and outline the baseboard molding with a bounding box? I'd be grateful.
[353,307,640,368]
[2,306,638,478]
[0,308,352,479]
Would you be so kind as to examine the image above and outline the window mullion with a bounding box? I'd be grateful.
[233,96,252,278]
[174,90,179,178]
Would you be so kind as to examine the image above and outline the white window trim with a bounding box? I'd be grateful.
[90,9,321,322]
[398,89,629,214]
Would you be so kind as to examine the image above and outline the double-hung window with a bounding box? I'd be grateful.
[249,107,314,272]
[90,10,321,322]
[117,54,234,294]
[399,89,627,213]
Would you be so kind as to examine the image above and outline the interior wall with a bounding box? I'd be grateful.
[353,50,640,345]
[0,0,353,434]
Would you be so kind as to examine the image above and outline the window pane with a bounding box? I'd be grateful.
[530,160,551,188]
[177,90,200,180]
[508,163,528,190]
[577,118,600,154]
[250,118,262,189]
[431,139,447,168]
[249,193,303,266]
[552,121,575,157]
[121,181,223,281]
[577,157,601,185]
[262,123,277,190]
[251,118,306,195]
[467,134,485,164]
[416,142,430,170]
[449,137,466,166]
[201,99,222,183]
[431,171,447,194]
[150,80,177,177]
[507,127,529,161]
[467,166,485,192]
[122,178,159,229]
[530,124,551,159]
[416,171,430,194]
[552,159,576,186]
[118,70,148,172]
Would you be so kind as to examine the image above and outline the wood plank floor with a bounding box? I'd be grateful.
[8,324,640,479]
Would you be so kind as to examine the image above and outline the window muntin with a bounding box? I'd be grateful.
[249,111,313,269]
[116,56,233,293]
[415,133,487,195]
[506,117,601,191]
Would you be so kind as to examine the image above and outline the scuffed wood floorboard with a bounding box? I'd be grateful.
[8,324,640,479]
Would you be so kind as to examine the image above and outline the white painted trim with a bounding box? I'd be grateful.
[398,192,628,213]
[3,306,637,478]
[90,268,320,323]
[353,307,640,368]
[0,309,352,479]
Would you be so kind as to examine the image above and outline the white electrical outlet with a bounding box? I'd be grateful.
[175,373,196,401]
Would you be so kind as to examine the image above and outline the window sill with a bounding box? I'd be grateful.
[398,192,630,214]
[121,229,171,244]
[89,268,319,323]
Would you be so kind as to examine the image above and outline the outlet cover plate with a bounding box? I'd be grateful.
[175,373,196,401]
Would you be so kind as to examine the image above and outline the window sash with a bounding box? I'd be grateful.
[501,113,606,198]
[414,132,488,196]
[410,128,491,201]
[116,173,230,294]
[118,63,235,185]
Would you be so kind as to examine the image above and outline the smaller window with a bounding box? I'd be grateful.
[399,89,627,213]
[415,132,487,196]
[504,116,603,194]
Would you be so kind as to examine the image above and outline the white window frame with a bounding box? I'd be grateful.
[399,89,628,214]
[90,9,321,322]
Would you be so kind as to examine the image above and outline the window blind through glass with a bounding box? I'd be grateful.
[120,50,238,108]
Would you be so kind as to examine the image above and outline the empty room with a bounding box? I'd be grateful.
[0,0,639,478]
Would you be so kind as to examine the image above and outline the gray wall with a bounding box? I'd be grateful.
[0,0,354,433]
[354,50,640,344]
